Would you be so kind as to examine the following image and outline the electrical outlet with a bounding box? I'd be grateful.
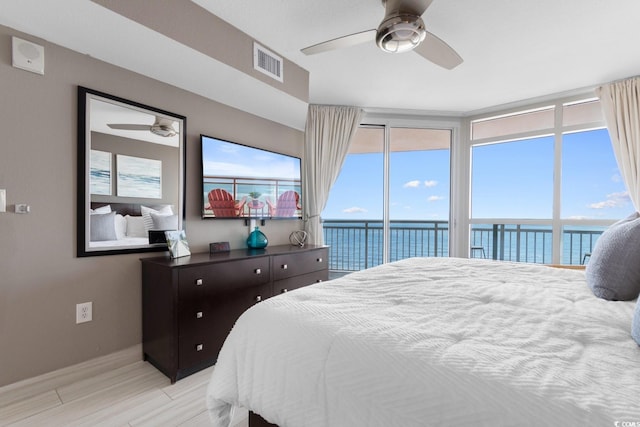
[76,302,92,324]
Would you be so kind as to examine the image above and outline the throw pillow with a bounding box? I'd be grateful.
[150,212,179,230]
[585,212,640,301]
[90,211,117,241]
[125,215,147,238]
[114,214,127,240]
[90,204,111,214]
[141,205,173,231]
[633,297,640,346]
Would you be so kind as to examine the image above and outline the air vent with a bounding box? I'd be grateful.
[253,43,283,82]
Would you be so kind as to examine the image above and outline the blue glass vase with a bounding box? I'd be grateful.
[247,226,268,249]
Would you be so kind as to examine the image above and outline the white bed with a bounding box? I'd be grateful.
[206,257,640,427]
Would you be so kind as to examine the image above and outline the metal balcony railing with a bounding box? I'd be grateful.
[322,220,604,272]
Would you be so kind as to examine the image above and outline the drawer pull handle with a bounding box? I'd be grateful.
[281,264,288,270]
[196,311,203,319]
[196,344,204,351]
[281,288,288,293]
[255,295,262,303]
[317,258,323,263]
[195,278,203,286]
[255,268,262,275]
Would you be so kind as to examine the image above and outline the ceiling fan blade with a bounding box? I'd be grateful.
[107,124,151,131]
[413,31,463,69]
[384,0,433,17]
[301,29,376,55]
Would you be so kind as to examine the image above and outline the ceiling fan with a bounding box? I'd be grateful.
[107,116,178,137]
[301,0,463,70]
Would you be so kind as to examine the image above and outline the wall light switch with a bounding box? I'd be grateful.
[0,189,5,212]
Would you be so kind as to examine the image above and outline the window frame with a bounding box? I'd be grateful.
[465,95,617,264]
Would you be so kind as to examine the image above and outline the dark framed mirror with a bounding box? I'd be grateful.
[77,86,186,257]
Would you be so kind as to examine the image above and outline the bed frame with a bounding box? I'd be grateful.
[90,202,142,216]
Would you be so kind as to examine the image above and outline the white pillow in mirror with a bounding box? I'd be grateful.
[141,205,173,231]
[90,212,117,241]
[150,212,179,230]
[90,204,111,214]
[126,215,147,238]
[114,214,126,240]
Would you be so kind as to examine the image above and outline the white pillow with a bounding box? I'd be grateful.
[150,212,179,230]
[633,297,640,346]
[90,204,111,214]
[585,212,640,300]
[141,205,173,232]
[125,215,147,238]
[114,214,127,240]
[90,212,117,241]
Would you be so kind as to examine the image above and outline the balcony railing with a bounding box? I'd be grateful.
[323,220,604,272]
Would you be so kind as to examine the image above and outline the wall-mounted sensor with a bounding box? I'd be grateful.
[15,204,30,214]
[12,36,44,75]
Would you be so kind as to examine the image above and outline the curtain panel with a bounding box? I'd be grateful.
[597,76,640,211]
[303,105,363,245]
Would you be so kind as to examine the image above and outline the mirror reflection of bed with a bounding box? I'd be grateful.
[88,202,178,249]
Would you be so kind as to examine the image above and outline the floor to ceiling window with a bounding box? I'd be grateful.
[323,125,452,272]
[469,99,627,265]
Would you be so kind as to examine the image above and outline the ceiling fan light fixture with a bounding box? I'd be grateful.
[150,124,177,137]
[376,15,426,53]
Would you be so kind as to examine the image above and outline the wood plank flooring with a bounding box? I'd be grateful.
[0,346,247,427]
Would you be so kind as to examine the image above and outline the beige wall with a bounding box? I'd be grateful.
[0,25,305,387]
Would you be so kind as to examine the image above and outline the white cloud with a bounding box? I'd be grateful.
[343,206,368,213]
[403,180,438,188]
[427,196,444,202]
[588,191,630,209]
[403,180,421,188]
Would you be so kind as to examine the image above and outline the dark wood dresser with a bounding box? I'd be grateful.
[140,244,328,383]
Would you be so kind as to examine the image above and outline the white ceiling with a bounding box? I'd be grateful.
[3,0,640,130]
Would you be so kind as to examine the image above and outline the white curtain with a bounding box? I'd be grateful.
[303,105,363,244]
[597,76,640,211]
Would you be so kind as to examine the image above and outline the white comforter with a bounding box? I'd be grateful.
[206,257,640,427]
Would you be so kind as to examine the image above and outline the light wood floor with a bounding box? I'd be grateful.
[0,345,248,427]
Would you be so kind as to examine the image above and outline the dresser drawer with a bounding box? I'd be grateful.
[178,257,270,297]
[272,248,328,281]
[178,329,218,370]
[178,282,270,369]
[273,269,329,295]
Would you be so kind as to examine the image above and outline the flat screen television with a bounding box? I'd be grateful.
[201,134,302,219]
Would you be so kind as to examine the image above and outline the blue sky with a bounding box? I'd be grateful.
[322,128,631,221]
[202,135,300,180]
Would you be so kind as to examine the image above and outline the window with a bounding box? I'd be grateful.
[472,136,554,219]
[561,128,629,219]
[469,99,623,265]
[323,126,452,271]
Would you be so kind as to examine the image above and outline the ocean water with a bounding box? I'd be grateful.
[323,220,604,271]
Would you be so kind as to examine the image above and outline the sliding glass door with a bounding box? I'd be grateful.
[323,126,451,272]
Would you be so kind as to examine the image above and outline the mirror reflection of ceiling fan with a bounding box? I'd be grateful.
[301,0,463,70]
[107,116,178,137]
